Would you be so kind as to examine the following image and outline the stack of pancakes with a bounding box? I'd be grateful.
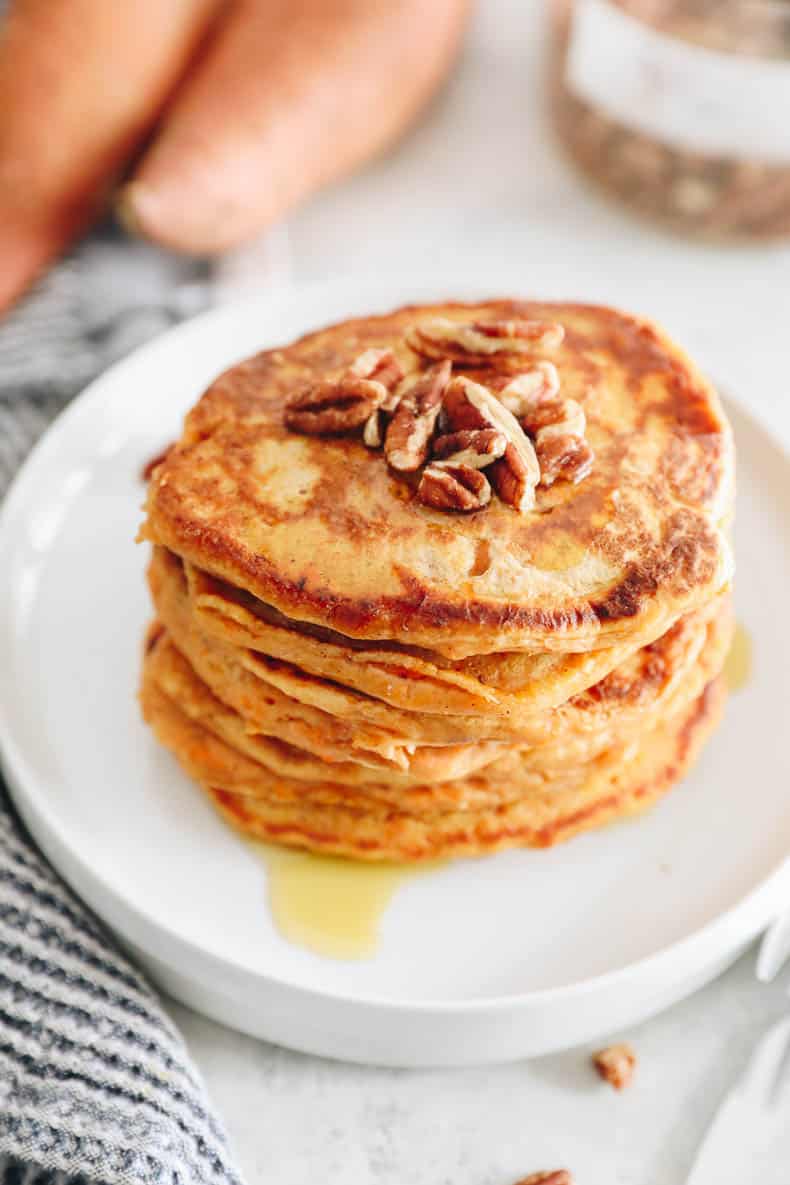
[139,300,735,861]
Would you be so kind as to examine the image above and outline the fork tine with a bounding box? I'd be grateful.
[756,910,790,983]
[739,1016,790,1107]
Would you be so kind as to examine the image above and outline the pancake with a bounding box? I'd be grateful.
[143,561,731,800]
[142,654,672,818]
[150,543,732,758]
[148,556,508,768]
[541,590,732,759]
[174,547,730,730]
[144,627,505,789]
[142,667,520,815]
[143,617,730,831]
[138,297,735,864]
[181,680,727,861]
[141,300,733,659]
[142,619,724,813]
[176,550,672,720]
[149,549,553,748]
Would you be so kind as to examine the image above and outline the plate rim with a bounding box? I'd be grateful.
[1,280,789,1016]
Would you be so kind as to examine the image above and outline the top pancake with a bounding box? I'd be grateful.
[142,300,734,659]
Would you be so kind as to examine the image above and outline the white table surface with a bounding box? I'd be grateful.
[163,3,790,1182]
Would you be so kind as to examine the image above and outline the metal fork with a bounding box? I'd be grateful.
[684,916,790,1183]
[686,1015,790,1183]
[757,908,790,984]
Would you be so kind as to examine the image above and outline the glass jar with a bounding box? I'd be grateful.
[550,1,790,239]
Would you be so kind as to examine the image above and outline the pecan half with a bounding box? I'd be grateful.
[349,347,404,412]
[418,463,491,512]
[497,370,592,488]
[514,1172,574,1185]
[536,433,594,487]
[522,397,586,442]
[407,317,564,365]
[284,376,387,435]
[384,360,451,472]
[443,377,539,512]
[472,318,565,348]
[381,386,404,414]
[592,1043,636,1091]
[432,428,506,469]
[348,347,404,403]
[363,409,384,448]
[498,362,560,416]
[348,347,395,380]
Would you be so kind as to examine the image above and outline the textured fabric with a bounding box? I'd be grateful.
[0,229,245,1185]
[0,230,206,495]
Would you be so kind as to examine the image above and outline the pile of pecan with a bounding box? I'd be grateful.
[284,317,593,514]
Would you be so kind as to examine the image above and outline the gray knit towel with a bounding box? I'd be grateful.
[0,228,246,1185]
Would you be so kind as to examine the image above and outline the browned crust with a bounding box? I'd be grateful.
[194,678,726,862]
[141,626,508,796]
[149,546,732,758]
[141,300,733,655]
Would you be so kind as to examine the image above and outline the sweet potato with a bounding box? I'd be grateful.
[120,0,470,253]
[0,0,221,310]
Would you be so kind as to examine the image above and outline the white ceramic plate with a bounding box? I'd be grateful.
[1,279,789,1067]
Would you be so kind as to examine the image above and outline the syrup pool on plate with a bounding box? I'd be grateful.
[251,843,436,959]
[725,622,753,693]
[246,624,752,959]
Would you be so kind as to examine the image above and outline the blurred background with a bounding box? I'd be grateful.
[1,0,788,460]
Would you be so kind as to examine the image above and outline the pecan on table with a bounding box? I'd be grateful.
[592,1043,636,1091]
[513,1171,574,1185]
